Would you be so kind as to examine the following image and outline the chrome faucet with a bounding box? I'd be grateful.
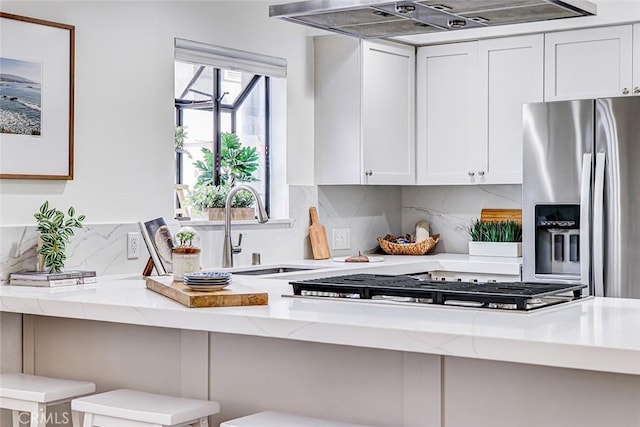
[222,184,268,268]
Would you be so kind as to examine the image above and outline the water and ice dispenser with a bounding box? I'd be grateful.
[534,205,581,277]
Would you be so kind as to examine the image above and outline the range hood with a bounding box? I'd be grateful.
[269,0,597,39]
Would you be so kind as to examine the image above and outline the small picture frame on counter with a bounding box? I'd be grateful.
[139,217,174,276]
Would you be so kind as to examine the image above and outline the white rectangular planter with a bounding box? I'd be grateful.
[468,241,522,257]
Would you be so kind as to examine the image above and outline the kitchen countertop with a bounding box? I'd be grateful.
[1,254,639,376]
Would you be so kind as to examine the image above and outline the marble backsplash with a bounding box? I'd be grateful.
[318,185,402,257]
[0,223,150,284]
[402,185,523,254]
[0,184,521,282]
[0,185,403,282]
[0,186,312,283]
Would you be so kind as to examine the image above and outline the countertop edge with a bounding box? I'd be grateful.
[2,255,639,376]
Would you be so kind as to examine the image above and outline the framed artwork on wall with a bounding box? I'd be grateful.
[0,12,75,180]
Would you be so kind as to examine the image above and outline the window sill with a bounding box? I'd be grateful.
[176,218,295,230]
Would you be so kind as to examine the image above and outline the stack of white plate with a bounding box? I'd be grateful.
[183,271,232,291]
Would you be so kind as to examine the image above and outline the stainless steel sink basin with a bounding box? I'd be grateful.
[232,266,317,276]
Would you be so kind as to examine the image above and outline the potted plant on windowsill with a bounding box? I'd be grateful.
[186,132,261,221]
[186,184,256,221]
[467,219,522,257]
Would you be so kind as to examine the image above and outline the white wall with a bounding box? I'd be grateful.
[0,1,315,226]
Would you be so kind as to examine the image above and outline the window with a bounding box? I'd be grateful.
[174,39,286,219]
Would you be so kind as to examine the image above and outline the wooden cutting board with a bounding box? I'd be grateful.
[145,276,268,308]
[309,206,330,260]
[480,209,522,224]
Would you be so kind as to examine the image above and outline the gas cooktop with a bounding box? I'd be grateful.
[289,274,587,312]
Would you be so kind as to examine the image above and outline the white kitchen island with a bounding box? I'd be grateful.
[1,255,639,427]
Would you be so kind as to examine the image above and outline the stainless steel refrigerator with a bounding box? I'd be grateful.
[522,97,640,299]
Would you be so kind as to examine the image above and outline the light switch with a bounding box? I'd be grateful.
[332,228,351,250]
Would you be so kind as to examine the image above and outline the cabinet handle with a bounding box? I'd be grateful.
[478,171,485,176]
[365,170,373,177]
[622,88,630,95]
[634,87,640,94]
[468,171,475,177]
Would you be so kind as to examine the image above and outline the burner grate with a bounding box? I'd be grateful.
[289,274,586,311]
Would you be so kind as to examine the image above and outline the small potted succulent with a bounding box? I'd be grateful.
[34,201,85,272]
[171,227,201,281]
[467,219,522,257]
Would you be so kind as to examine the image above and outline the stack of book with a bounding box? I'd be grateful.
[9,270,97,287]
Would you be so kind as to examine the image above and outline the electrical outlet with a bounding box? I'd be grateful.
[127,232,141,259]
[332,228,351,250]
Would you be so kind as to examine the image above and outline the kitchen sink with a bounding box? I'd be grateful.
[232,266,318,276]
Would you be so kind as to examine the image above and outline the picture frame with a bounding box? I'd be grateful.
[0,12,75,180]
[139,218,175,275]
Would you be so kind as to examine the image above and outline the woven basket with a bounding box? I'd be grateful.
[377,234,440,256]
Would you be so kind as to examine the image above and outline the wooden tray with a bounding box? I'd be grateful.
[145,276,268,308]
[480,209,522,224]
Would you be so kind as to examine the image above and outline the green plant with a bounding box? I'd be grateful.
[231,188,256,208]
[34,201,86,273]
[193,147,214,187]
[174,126,192,158]
[176,230,196,247]
[192,132,259,188]
[220,132,259,186]
[173,227,201,255]
[468,219,522,242]
[186,184,255,210]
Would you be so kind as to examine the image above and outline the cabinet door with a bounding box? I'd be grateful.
[314,36,362,185]
[416,42,478,185]
[545,25,633,101]
[361,40,415,185]
[634,23,640,95]
[478,35,543,184]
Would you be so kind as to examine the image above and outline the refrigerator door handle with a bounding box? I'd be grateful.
[580,153,592,294]
[593,152,606,297]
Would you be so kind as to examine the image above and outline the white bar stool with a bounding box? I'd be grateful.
[220,410,375,427]
[0,372,96,427]
[71,389,220,427]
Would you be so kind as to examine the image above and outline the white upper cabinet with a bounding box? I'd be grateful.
[545,25,633,101]
[477,35,544,184]
[417,35,543,185]
[361,41,415,185]
[314,36,415,185]
[416,42,478,185]
[634,23,640,95]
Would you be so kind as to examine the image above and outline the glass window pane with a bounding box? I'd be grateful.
[175,61,214,102]
[221,111,232,133]
[175,59,270,218]
[181,109,214,189]
[220,70,256,105]
[236,77,267,198]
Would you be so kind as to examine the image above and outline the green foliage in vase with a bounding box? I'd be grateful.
[468,219,522,242]
[193,146,215,187]
[174,126,192,159]
[193,132,259,188]
[175,229,198,247]
[186,184,255,210]
[219,132,259,186]
[34,201,86,273]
